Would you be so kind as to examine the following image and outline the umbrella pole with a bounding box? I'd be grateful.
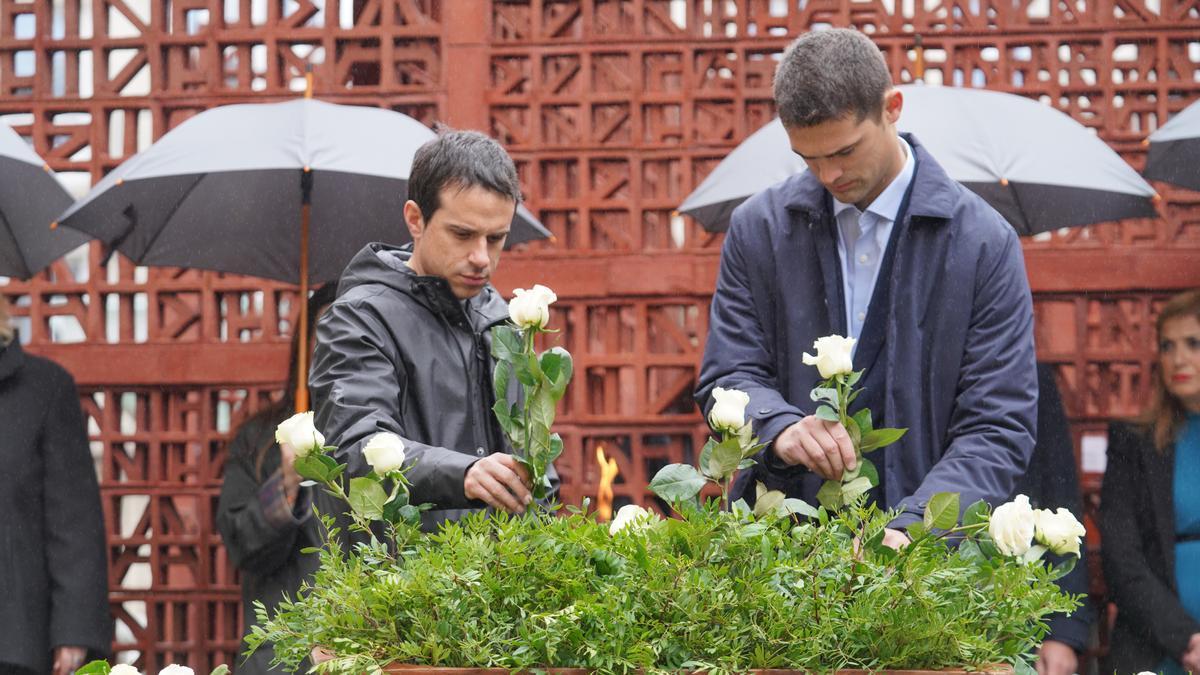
[295,169,313,414]
[295,68,316,414]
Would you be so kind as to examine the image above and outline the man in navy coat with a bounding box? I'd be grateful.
[700,29,1037,551]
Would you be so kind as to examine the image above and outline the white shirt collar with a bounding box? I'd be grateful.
[832,136,916,223]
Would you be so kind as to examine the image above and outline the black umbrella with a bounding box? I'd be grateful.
[56,93,549,410]
[679,85,1158,235]
[1144,97,1200,191]
[0,124,90,280]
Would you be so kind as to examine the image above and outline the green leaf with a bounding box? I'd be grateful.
[1021,543,1048,564]
[845,369,863,387]
[293,454,330,483]
[737,457,757,470]
[348,476,388,521]
[698,438,717,478]
[1048,555,1077,581]
[814,405,840,422]
[648,464,708,503]
[210,666,231,675]
[781,498,819,518]
[924,492,960,531]
[547,433,564,464]
[810,387,839,405]
[731,498,752,517]
[958,539,986,564]
[493,359,512,407]
[842,476,873,502]
[75,662,111,675]
[963,499,990,528]
[753,488,786,518]
[539,347,573,400]
[860,427,907,453]
[490,324,522,361]
[707,437,743,481]
[397,504,422,526]
[842,457,878,487]
[816,480,843,510]
[852,408,873,435]
[493,399,514,437]
[906,521,927,541]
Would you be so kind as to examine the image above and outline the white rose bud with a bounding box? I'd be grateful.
[608,504,659,536]
[801,335,856,379]
[708,387,751,434]
[275,411,325,458]
[363,432,407,476]
[110,665,141,675]
[508,284,557,330]
[1033,507,1086,557]
[989,494,1037,557]
[158,666,194,675]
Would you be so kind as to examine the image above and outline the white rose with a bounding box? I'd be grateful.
[801,335,856,379]
[158,666,194,675]
[363,432,407,476]
[275,411,325,458]
[110,665,141,675]
[708,387,751,434]
[1033,507,1086,557]
[608,504,659,536]
[508,284,557,329]
[989,494,1037,557]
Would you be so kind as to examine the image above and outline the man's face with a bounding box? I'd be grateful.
[784,89,905,211]
[404,184,515,299]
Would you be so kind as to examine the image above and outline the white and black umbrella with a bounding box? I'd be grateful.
[56,95,549,410]
[679,85,1158,236]
[0,124,90,279]
[1144,97,1200,191]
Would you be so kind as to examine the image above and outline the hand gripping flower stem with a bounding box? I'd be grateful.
[491,285,571,503]
[802,334,908,511]
[277,412,424,545]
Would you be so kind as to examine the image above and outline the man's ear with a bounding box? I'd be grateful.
[883,88,903,125]
[403,200,424,242]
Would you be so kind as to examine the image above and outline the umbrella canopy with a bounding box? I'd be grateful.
[1144,97,1200,191]
[0,124,90,279]
[679,85,1158,236]
[55,98,550,284]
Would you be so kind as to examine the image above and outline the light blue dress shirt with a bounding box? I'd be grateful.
[832,137,916,351]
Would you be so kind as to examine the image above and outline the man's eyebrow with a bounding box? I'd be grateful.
[795,141,856,161]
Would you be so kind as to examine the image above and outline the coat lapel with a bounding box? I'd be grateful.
[808,206,847,337]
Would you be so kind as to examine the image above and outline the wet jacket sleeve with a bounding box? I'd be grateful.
[310,299,480,509]
[890,228,1037,530]
[216,424,311,574]
[697,210,806,449]
[42,371,111,654]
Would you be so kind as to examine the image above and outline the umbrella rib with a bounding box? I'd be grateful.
[133,173,209,263]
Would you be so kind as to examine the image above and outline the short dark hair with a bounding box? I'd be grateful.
[774,28,892,128]
[407,128,522,222]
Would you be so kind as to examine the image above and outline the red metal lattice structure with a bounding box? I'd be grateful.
[1,0,1198,669]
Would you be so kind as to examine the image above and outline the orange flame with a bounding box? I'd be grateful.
[595,446,619,522]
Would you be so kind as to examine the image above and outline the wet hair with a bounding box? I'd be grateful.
[407,128,522,223]
[773,28,893,128]
[1141,288,1200,452]
[0,295,12,345]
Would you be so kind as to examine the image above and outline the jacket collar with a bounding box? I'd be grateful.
[0,338,26,382]
[784,133,958,223]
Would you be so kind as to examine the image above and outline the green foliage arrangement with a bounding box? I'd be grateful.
[249,497,1077,675]
[247,322,1081,675]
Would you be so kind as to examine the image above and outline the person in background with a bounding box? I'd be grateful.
[216,283,337,674]
[1101,288,1200,675]
[1014,363,1095,675]
[0,294,111,675]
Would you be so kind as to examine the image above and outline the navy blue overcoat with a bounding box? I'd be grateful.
[698,134,1038,529]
